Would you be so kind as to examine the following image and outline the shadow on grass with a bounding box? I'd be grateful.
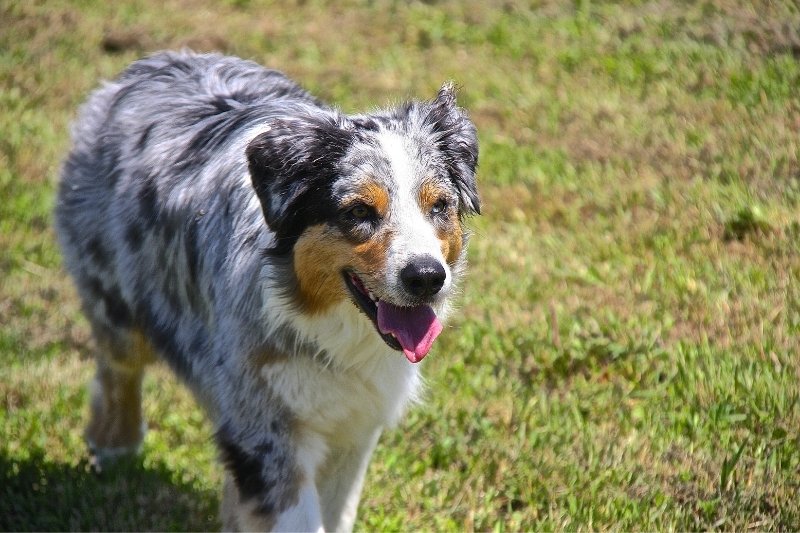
[0,450,220,531]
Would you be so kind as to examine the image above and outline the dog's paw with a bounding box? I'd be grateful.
[87,433,145,473]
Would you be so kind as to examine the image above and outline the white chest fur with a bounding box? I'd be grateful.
[259,352,420,449]
[262,301,424,448]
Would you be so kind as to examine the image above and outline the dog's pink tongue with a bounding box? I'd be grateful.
[377,301,443,363]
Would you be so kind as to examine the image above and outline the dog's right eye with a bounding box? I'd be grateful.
[343,203,380,224]
[339,203,380,239]
[349,204,371,219]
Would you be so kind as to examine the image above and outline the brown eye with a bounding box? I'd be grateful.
[431,199,447,215]
[349,204,371,219]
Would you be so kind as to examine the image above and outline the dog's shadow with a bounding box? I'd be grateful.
[0,450,220,531]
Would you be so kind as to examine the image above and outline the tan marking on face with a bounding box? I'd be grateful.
[342,181,390,217]
[439,214,463,266]
[363,182,390,216]
[418,180,444,214]
[352,228,393,272]
[293,224,392,314]
[419,181,463,266]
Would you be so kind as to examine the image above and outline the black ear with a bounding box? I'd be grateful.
[246,114,353,251]
[426,83,480,215]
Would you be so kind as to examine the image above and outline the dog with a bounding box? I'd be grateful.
[55,50,479,532]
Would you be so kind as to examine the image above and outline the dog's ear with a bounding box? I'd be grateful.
[247,115,353,247]
[426,83,480,216]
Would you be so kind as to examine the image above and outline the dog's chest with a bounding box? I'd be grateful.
[259,354,420,447]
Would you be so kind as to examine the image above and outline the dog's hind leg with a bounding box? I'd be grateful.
[85,325,153,463]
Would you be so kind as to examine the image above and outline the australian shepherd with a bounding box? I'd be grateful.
[55,50,479,532]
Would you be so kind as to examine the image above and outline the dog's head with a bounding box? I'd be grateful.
[247,83,479,362]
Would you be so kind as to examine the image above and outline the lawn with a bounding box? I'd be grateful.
[2,0,800,530]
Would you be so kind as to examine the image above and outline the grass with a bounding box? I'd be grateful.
[2,0,800,530]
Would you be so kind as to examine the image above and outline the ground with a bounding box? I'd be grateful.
[1,0,799,530]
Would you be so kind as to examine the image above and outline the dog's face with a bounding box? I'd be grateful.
[247,84,479,362]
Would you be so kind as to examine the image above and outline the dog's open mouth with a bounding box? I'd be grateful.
[343,271,443,363]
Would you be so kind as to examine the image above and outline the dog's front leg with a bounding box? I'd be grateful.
[222,472,324,532]
[317,429,381,533]
[217,421,324,532]
[221,474,324,532]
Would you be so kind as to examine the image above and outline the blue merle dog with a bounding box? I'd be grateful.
[55,50,479,531]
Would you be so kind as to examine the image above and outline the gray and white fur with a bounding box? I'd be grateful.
[55,50,479,532]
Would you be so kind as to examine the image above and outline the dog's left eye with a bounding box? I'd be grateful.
[431,199,447,215]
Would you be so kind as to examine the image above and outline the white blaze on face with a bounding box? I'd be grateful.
[376,131,451,304]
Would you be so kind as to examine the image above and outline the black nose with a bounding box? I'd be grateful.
[400,255,446,299]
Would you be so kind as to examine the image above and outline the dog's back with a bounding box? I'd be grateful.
[56,52,316,382]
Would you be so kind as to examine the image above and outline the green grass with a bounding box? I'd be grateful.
[2,0,800,530]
